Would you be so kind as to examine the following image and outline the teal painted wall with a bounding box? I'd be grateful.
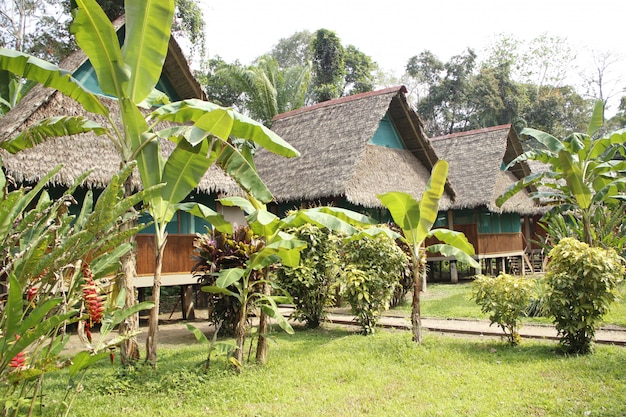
[369,114,404,149]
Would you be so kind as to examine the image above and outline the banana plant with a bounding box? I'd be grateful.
[197,194,388,368]
[377,160,479,343]
[497,100,626,245]
[0,0,299,367]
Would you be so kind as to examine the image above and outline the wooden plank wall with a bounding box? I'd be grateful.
[135,234,197,276]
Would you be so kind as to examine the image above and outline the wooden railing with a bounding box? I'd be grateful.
[135,234,197,276]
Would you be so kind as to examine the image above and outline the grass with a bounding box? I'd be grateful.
[40,327,626,417]
[392,280,626,327]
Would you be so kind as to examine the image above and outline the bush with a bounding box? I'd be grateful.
[275,224,341,328]
[473,273,535,345]
[338,231,409,334]
[192,226,264,334]
[545,237,625,354]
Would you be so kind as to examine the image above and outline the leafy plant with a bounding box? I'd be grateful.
[377,160,479,343]
[544,237,624,354]
[192,225,265,336]
[0,0,299,367]
[275,223,341,328]
[498,101,626,246]
[338,231,408,334]
[473,273,535,345]
[0,162,154,416]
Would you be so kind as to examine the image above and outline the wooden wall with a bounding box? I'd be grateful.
[136,234,197,276]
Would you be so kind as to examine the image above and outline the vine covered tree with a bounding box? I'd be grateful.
[310,28,345,102]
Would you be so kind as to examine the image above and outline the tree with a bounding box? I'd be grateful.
[212,55,310,127]
[269,30,313,69]
[411,49,477,136]
[0,0,298,368]
[377,160,479,343]
[498,101,626,245]
[343,44,377,95]
[310,29,344,103]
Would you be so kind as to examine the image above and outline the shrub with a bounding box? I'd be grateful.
[275,224,341,328]
[473,273,535,345]
[192,226,264,334]
[338,231,409,334]
[545,237,625,354]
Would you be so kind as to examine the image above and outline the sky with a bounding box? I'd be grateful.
[199,0,625,110]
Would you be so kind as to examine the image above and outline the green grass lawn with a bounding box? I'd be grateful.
[41,327,626,417]
[392,280,626,327]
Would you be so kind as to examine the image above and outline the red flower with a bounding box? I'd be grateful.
[9,335,26,371]
[81,262,105,325]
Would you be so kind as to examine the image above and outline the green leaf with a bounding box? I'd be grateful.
[214,140,274,203]
[218,196,257,214]
[377,191,420,245]
[247,209,282,237]
[587,100,604,137]
[427,244,480,268]
[5,275,23,341]
[1,116,107,153]
[520,127,564,153]
[284,210,359,235]
[259,304,295,334]
[300,206,377,226]
[185,323,209,344]
[154,139,212,222]
[417,160,448,242]
[150,99,299,157]
[427,228,475,255]
[178,202,232,234]
[89,243,132,277]
[558,150,592,209]
[0,48,108,115]
[69,351,110,377]
[216,268,246,288]
[122,0,174,103]
[71,0,128,98]
[201,285,240,299]
[496,172,545,207]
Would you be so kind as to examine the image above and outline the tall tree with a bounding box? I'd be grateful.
[411,48,477,136]
[343,44,377,95]
[269,30,313,69]
[208,55,310,127]
[310,29,344,103]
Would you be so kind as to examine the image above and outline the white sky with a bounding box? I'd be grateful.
[199,0,625,109]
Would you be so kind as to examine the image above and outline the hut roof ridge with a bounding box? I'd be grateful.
[272,85,407,122]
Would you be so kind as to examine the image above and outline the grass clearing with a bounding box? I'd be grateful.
[392,280,626,327]
[41,326,626,417]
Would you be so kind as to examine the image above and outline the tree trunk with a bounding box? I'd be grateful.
[234,304,247,370]
[255,281,270,365]
[146,234,166,368]
[411,261,423,344]
[119,177,139,365]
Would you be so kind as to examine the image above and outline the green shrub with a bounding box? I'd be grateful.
[192,226,264,334]
[338,231,409,334]
[545,237,625,354]
[275,224,341,328]
[473,273,535,345]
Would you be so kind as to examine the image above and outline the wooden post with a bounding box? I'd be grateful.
[500,257,507,274]
[181,285,195,320]
[450,260,458,284]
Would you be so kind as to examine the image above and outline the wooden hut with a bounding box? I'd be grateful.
[428,125,546,280]
[0,18,240,314]
[254,86,453,218]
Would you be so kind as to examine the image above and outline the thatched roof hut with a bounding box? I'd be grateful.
[0,17,240,196]
[254,86,453,209]
[429,125,542,215]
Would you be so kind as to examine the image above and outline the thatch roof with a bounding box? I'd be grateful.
[429,125,543,215]
[254,86,453,209]
[0,17,241,196]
